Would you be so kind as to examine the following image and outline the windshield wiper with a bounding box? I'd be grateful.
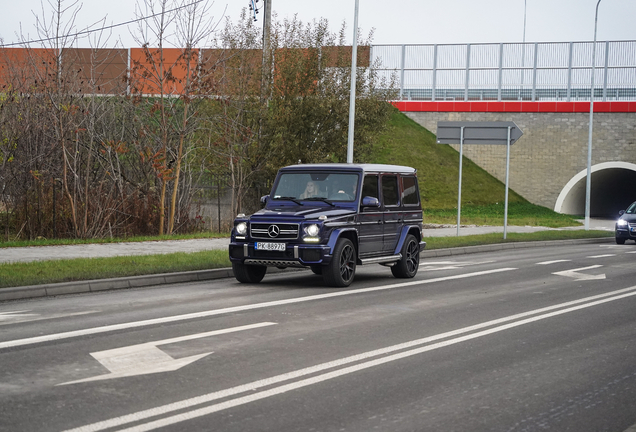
[273,196,303,205]
[303,197,336,207]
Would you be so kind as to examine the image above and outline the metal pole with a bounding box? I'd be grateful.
[585,0,601,230]
[521,0,527,100]
[464,44,471,102]
[457,127,464,237]
[504,127,512,239]
[260,0,272,104]
[346,0,359,164]
[399,44,405,100]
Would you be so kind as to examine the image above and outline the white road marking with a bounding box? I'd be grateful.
[64,285,636,432]
[627,251,636,254]
[536,260,571,265]
[0,311,38,321]
[420,260,496,271]
[60,322,276,385]
[0,310,97,326]
[587,254,616,258]
[553,265,606,281]
[0,268,516,350]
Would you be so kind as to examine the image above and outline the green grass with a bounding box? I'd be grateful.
[0,230,613,289]
[424,230,612,250]
[371,110,527,209]
[0,250,231,289]
[370,110,582,227]
[425,202,582,228]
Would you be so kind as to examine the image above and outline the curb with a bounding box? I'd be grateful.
[0,237,613,303]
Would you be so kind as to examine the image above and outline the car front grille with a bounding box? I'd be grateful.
[250,223,299,240]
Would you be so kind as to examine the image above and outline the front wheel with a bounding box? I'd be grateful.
[391,234,420,278]
[616,237,626,245]
[232,263,267,283]
[323,238,356,287]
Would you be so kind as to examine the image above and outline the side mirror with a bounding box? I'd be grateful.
[260,195,270,205]
[619,210,626,216]
[361,196,380,208]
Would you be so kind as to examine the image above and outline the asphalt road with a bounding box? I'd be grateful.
[1,241,635,432]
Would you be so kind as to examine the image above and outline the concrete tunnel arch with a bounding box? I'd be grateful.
[554,162,636,218]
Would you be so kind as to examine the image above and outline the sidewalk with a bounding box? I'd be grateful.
[0,219,615,265]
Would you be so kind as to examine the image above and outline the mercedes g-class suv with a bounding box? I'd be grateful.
[229,163,425,287]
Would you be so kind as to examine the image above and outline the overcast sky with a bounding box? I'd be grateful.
[2,0,635,48]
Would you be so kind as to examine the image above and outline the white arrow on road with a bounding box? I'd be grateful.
[552,265,606,281]
[60,322,277,385]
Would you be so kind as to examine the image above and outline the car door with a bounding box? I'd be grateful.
[357,174,384,257]
[381,174,402,253]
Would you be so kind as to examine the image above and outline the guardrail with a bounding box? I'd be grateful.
[371,41,636,102]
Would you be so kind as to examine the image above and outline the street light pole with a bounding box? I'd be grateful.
[585,0,601,230]
[261,0,272,104]
[346,0,359,164]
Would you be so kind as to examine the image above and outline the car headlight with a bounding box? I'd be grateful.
[617,219,628,227]
[305,224,320,237]
[236,222,248,235]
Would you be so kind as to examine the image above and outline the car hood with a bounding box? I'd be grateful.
[249,204,356,222]
[619,213,636,223]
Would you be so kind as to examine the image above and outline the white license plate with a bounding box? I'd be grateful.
[255,242,286,251]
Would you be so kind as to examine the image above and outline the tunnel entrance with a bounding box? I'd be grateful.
[554,162,636,218]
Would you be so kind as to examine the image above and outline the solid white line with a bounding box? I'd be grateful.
[64,285,636,432]
[536,259,571,265]
[150,322,277,347]
[0,268,516,350]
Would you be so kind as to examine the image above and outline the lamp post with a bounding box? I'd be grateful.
[585,0,601,230]
[346,0,359,164]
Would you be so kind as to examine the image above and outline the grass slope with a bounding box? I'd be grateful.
[370,110,580,227]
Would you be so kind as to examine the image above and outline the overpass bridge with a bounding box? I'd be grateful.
[372,41,636,217]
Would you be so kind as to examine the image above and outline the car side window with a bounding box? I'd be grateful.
[401,176,420,206]
[362,175,379,199]
[382,175,399,207]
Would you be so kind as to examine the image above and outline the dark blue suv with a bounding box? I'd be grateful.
[229,163,425,287]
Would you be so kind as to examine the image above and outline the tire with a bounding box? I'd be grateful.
[310,265,323,275]
[391,234,420,279]
[232,262,267,283]
[616,237,626,245]
[323,238,356,287]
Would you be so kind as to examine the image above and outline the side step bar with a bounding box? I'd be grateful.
[359,254,401,266]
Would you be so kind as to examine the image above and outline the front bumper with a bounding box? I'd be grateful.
[229,242,332,267]
[615,226,636,240]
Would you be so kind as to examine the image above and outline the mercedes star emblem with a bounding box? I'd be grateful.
[268,225,280,238]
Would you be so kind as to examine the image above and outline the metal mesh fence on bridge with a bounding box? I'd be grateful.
[371,41,636,102]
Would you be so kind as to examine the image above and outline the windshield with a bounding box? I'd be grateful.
[271,172,359,202]
[626,202,636,214]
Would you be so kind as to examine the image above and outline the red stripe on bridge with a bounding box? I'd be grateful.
[392,101,636,113]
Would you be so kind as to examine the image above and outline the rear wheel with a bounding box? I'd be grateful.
[323,238,356,287]
[391,234,420,278]
[232,263,267,283]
